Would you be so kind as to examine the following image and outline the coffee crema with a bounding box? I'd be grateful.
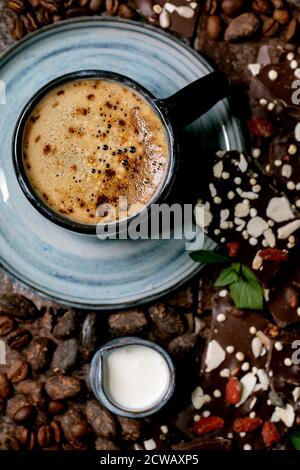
[23,79,169,224]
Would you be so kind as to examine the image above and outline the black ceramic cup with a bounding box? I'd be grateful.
[13,69,229,235]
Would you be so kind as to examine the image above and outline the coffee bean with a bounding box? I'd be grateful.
[89,0,105,11]
[273,9,290,24]
[221,0,244,17]
[6,0,26,13]
[37,425,53,447]
[95,437,120,450]
[86,401,117,438]
[7,328,32,349]
[118,416,142,441]
[224,12,260,41]
[286,17,298,41]
[263,17,279,36]
[252,0,273,15]
[206,15,223,40]
[7,360,30,384]
[40,0,60,13]
[13,405,36,424]
[64,0,77,7]
[61,410,90,443]
[108,309,148,336]
[80,312,98,360]
[0,372,13,399]
[50,420,63,443]
[45,375,82,400]
[28,0,40,8]
[271,0,285,8]
[79,0,90,6]
[23,12,39,31]
[18,427,36,450]
[0,294,37,319]
[0,315,15,336]
[65,7,89,17]
[26,337,54,372]
[7,394,29,419]
[118,4,136,19]
[1,436,20,450]
[52,14,63,22]
[48,400,66,415]
[51,338,78,373]
[16,380,45,408]
[105,0,119,14]
[204,0,218,15]
[54,310,77,339]
[10,16,26,40]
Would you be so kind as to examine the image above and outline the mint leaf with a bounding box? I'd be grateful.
[230,281,264,310]
[241,265,260,284]
[231,262,241,274]
[215,266,240,287]
[290,429,300,450]
[190,250,229,264]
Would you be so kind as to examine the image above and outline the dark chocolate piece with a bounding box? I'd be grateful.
[196,150,300,288]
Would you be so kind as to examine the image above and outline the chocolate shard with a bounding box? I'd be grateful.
[196,150,300,288]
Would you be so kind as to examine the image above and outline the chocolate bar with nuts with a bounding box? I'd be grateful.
[133,0,200,39]
[175,293,292,449]
[196,150,300,288]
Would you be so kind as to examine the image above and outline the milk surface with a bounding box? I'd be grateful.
[103,345,170,411]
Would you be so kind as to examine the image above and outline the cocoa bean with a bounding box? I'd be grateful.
[51,338,78,373]
[60,410,90,443]
[95,437,120,450]
[53,310,77,339]
[224,12,260,41]
[80,312,98,360]
[108,309,147,336]
[26,337,54,371]
[118,416,142,441]
[15,380,45,408]
[252,0,273,15]
[86,401,117,438]
[221,0,244,17]
[45,375,82,400]
[168,333,198,359]
[207,15,223,40]
[273,9,290,24]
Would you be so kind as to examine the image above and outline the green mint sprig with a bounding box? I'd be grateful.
[190,250,264,310]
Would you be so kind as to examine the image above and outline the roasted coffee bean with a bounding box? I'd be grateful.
[16,380,45,408]
[10,16,25,40]
[79,0,90,6]
[7,360,30,384]
[108,309,147,336]
[1,436,20,450]
[0,372,13,399]
[65,7,89,17]
[221,0,244,17]
[271,0,285,7]
[61,410,90,443]
[52,14,63,22]
[53,310,77,339]
[23,12,39,31]
[273,9,290,23]
[105,0,119,14]
[28,0,40,8]
[64,0,77,7]
[0,293,37,319]
[13,405,36,424]
[118,4,136,18]
[6,0,25,13]
[118,417,142,441]
[7,328,32,349]
[263,17,279,36]
[168,333,198,359]
[40,0,60,13]
[7,394,29,419]
[18,427,36,450]
[50,420,63,443]
[205,0,218,15]
[80,312,97,360]
[206,15,223,40]
[89,0,105,11]
[286,17,299,41]
[0,315,15,336]
[45,375,82,400]
[95,437,120,450]
[86,401,117,438]
[224,12,260,41]
[48,400,66,415]
[37,425,53,447]
[51,338,78,373]
[26,337,54,372]
[252,0,273,15]
[148,304,184,342]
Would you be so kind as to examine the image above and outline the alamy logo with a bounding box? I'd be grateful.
[0,81,6,105]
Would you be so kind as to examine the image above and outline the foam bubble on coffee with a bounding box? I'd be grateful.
[23,79,169,224]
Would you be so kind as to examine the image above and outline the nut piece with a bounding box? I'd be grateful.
[224,13,260,42]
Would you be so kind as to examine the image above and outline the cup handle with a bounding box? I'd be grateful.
[158,71,230,130]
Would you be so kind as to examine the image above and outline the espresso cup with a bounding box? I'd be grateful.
[13,69,229,235]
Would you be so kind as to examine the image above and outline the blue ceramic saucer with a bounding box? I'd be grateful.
[0,18,244,309]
